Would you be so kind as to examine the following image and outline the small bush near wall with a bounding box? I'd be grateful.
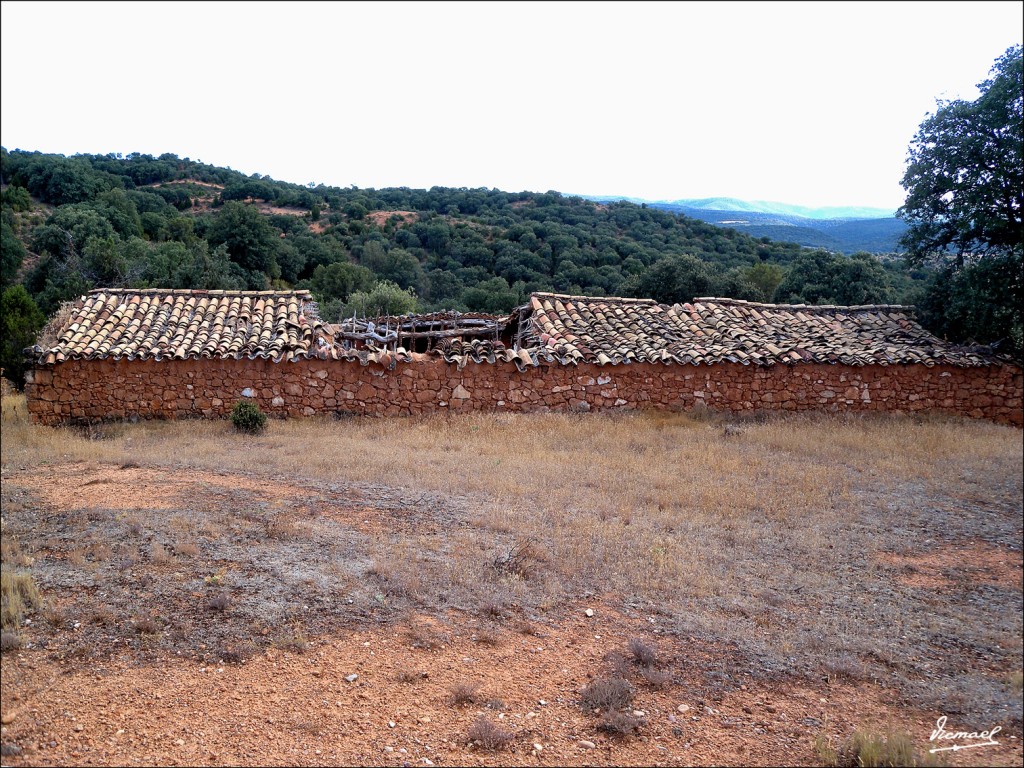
[230,400,267,434]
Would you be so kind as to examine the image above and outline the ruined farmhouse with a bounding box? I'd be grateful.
[23,288,1023,427]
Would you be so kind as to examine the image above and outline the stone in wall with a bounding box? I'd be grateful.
[23,357,1024,428]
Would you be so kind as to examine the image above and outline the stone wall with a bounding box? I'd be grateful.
[24,356,1023,427]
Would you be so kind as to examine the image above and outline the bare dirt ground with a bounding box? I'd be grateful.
[1,403,1021,766]
[365,211,418,228]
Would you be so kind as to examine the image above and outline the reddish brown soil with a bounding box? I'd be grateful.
[150,181,225,191]
[253,203,308,217]
[877,543,1024,591]
[365,211,418,227]
[6,604,1019,767]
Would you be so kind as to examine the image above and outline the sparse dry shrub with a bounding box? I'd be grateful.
[448,681,481,706]
[515,619,539,636]
[627,637,659,668]
[67,548,87,566]
[266,517,300,540]
[88,541,112,561]
[490,539,539,581]
[40,604,71,629]
[823,653,864,683]
[0,629,22,652]
[61,642,92,662]
[599,709,645,738]
[0,535,22,564]
[90,605,115,626]
[174,541,200,558]
[406,622,448,650]
[1008,669,1024,694]
[474,627,501,647]
[468,716,514,751]
[271,632,309,654]
[206,592,231,612]
[35,300,75,350]
[217,644,247,664]
[479,600,508,621]
[395,667,425,683]
[607,651,632,679]
[133,617,160,635]
[580,676,634,712]
[149,542,171,563]
[638,665,673,688]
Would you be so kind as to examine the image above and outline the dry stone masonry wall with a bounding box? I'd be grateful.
[25,357,1024,427]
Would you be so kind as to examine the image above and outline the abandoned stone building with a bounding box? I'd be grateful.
[23,288,1023,426]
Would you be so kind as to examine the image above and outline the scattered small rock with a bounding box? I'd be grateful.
[174,738,185,746]
[73,724,84,732]
[1,711,18,725]
[533,743,543,751]
[677,704,690,714]
[578,740,596,749]
[584,608,595,617]
[345,674,359,683]
[1,744,23,757]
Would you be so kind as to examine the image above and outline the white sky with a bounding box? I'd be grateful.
[1,1,1021,211]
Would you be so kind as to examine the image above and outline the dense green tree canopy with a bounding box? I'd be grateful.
[342,280,418,319]
[205,201,281,285]
[898,45,1023,264]
[775,251,892,305]
[897,45,1023,356]
[1,215,26,288]
[1,284,46,387]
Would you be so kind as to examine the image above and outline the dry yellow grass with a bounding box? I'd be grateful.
[7,396,1015,515]
[1,567,40,631]
[4,394,1019,604]
[3,395,1021,691]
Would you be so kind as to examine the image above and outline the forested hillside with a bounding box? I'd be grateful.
[1,148,927,385]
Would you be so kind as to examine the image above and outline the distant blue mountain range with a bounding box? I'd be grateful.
[581,195,907,255]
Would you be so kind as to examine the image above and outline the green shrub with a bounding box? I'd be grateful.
[230,400,267,434]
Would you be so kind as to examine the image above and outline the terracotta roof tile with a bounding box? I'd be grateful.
[30,289,404,367]
[30,289,1010,370]
[519,292,1005,367]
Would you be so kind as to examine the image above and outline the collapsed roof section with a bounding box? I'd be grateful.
[28,288,1011,370]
